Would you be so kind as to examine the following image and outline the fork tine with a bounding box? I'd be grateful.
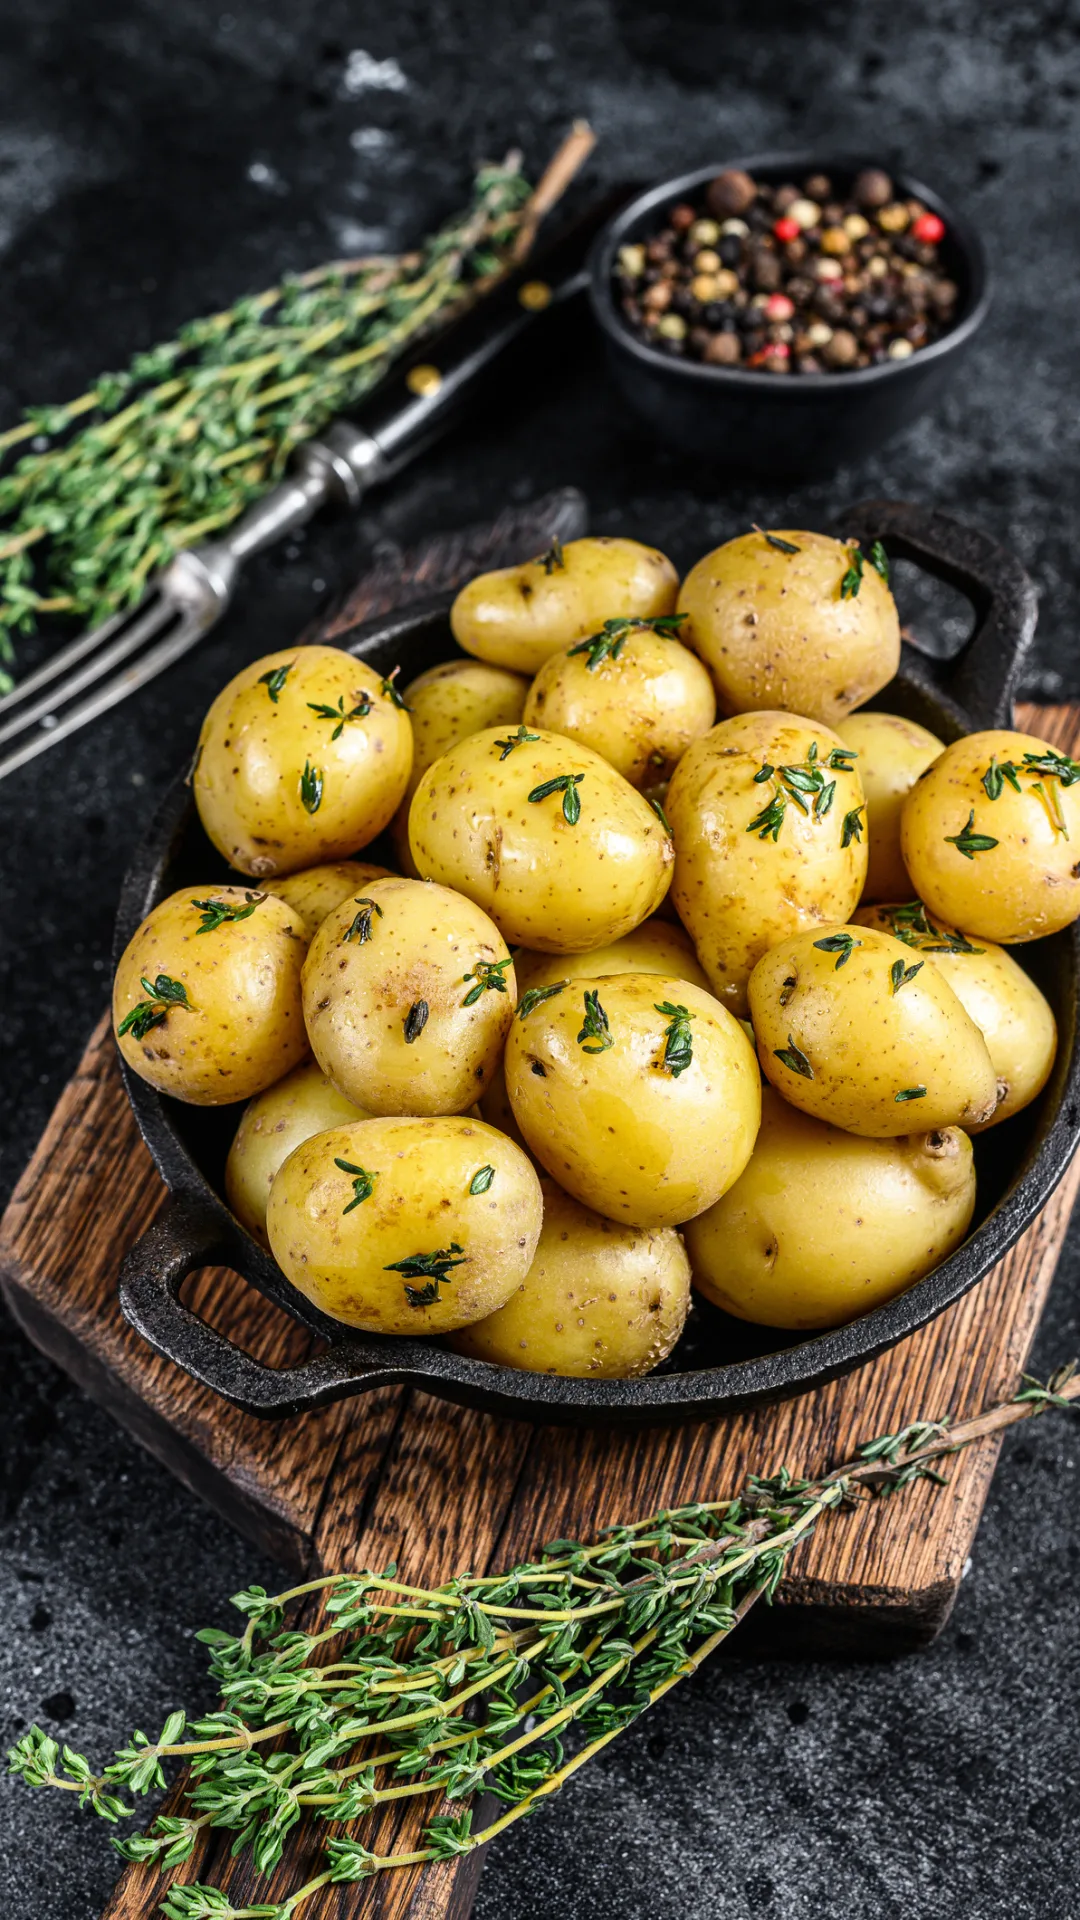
[0,592,179,751]
[0,598,216,782]
[0,598,147,718]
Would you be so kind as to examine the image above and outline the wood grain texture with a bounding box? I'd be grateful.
[0,652,1075,1920]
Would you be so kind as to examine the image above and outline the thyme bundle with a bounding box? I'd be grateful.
[0,135,589,692]
[9,1365,1078,1918]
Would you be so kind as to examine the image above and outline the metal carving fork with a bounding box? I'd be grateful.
[0,187,624,785]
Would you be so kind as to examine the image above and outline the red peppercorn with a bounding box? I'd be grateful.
[911,211,945,243]
[773,216,800,242]
[765,293,795,321]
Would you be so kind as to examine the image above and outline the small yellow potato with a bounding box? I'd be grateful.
[391,658,529,876]
[450,1177,690,1376]
[666,711,867,1015]
[113,886,308,1105]
[261,861,395,937]
[513,919,711,997]
[504,973,760,1228]
[854,902,1057,1128]
[836,712,944,901]
[409,727,673,952]
[225,1060,371,1245]
[193,644,413,878]
[302,877,516,1116]
[266,1115,542,1334]
[685,1089,975,1329]
[523,622,716,788]
[900,730,1080,942]
[677,529,901,725]
[450,536,679,677]
[749,924,999,1136]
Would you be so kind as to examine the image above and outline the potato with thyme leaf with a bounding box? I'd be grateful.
[302,877,516,1116]
[854,902,1057,1128]
[226,1059,373,1245]
[835,711,944,901]
[522,619,715,789]
[749,924,999,1137]
[504,973,760,1228]
[266,1115,542,1334]
[409,726,673,952]
[113,886,308,1104]
[685,1089,975,1330]
[665,711,867,1017]
[677,529,900,725]
[513,918,711,998]
[451,1176,690,1376]
[261,860,396,937]
[450,536,679,677]
[193,645,413,879]
[390,658,530,877]
[901,730,1080,942]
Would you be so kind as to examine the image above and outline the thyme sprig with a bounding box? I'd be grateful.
[335,1160,377,1215]
[567,614,687,671]
[528,772,585,824]
[16,1367,1076,1914]
[879,902,983,956]
[944,809,998,860]
[385,1243,466,1308]
[518,982,567,1020]
[745,742,855,843]
[116,973,190,1042]
[494,725,541,760]
[0,156,541,690]
[462,957,513,1006]
[577,989,613,1054]
[343,897,382,944]
[813,932,860,970]
[307,693,373,738]
[655,1001,694,1077]
[191,893,263,934]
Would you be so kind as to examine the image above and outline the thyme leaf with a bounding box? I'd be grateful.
[655,1001,694,1077]
[868,539,890,584]
[747,791,786,841]
[840,805,865,847]
[518,982,567,1019]
[944,809,998,859]
[774,1035,813,1079]
[881,900,984,954]
[649,796,673,835]
[981,755,1021,801]
[404,999,429,1044]
[384,1243,466,1307]
[258,662,293,703]
[307,692,374,739]
[890,958,924,993]
[535,538,565,574]
[300,760,323,814]
[461,957,513,1006]
[567,615,687,671]
[469,1166,495,1195]
[335,1159,377,1214]
[752,524,800,554]
[840,546,864,598]
[344,897,383,943]
[577,988,613,1054]
[117,974,190,1043]
[380,667,411,711]
[895,1086,927,1101]
[813,932,860,969]
[190,892,263,934]
[494,725,541,760]
[528,772,585,824]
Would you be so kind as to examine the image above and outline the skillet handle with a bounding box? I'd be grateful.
[118,1194,395,1419]
[831,499,1038,733]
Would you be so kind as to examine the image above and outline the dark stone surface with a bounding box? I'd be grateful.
[1,1,1079,1914]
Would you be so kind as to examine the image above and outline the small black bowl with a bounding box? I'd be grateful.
[588,152,991,477]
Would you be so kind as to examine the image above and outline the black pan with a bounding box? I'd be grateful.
[115,500,1080,1425]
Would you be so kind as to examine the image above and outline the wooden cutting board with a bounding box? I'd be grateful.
[1,497,1077,1919]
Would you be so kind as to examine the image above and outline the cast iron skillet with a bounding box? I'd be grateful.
[115,501,1080,1425]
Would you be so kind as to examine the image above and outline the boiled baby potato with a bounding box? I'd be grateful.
[514,918,711,998]
[504,972,760,1228]
[677,528,901,725]
[193,644,413,878]
[855,902,1057,1128]
[901,730,1080,942]
[391,658,529,877]
[749,923,999,1136]
[113,886,308,1105]
[666,711,867,1016]
[266,1115,542,1335]
[261,861,395,938]
[451,1176,690,1376]
[836,711,944,901]
[522,620,715,788]
[685,1088,975,1330]
[302,877,516,1116]
[450,536,679,677]
[226,1059,371,1245]
[409,726,673,952]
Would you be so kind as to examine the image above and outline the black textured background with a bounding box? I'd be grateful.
[2,3,1080,1916]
